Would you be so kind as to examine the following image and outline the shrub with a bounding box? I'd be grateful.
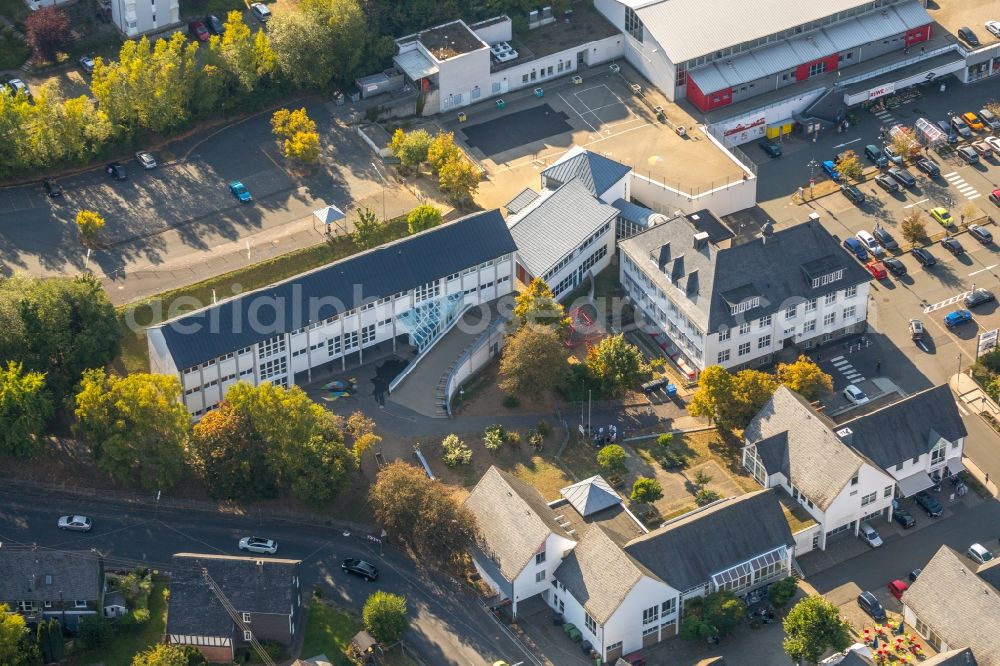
[506,430,521,444]
[527,430,543,451]
[441,434,472,467]
[695,488,721,506]
[596,444,627,473]
[77,616,113,649]
[536,420,551,438]
[502,394,520,409]
[768,576,798,608]
[657,432,674,449]
[630,477,663,504]
[483,425,504,452]
[131,607,150,625]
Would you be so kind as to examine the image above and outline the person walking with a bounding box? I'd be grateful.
[876,360,881,373]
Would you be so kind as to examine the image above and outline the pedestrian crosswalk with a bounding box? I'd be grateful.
[874,109,897,126]
[830,355,866,383]
[944,171,981,201]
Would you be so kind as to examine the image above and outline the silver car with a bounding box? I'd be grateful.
[58,515,93,532]
[135,151,157,169]
[239,536,278,554]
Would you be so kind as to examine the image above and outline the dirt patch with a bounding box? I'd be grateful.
[451,359,557,417]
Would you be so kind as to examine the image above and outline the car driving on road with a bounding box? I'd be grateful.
[342,558,379,581]
[908,319,923,341]
[58,515,93,531]
[239,536,278,554]
[229,181,252,202]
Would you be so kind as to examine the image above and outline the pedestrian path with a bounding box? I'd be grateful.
[944,171,981,201]
[874,109,897,126]
[829,355,866,384]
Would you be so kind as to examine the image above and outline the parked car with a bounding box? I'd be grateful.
[963,111,986,131]
[958,26,980,47]
[205,14,224,34]
[188,20,210,42]
[841,184,865,204]
[908,319,924,340]
[915,490,943,517]
[893,506,917,527]
[251,2,271,22]
[759,140,781,157]
[979,107,1000,130]
[967,543,995,565]
[843,237,868,261]
[875,174,899,192]
[857,591,887,622]
[135,151,156,169]
[937,120,959,143]
[951,116,973,139]
[866,260,887,279]
[106,162,127,180]
[888,579,909,600]
[883,145,903,166]
[986,136,1000,153]
[992,189,1000,206]
[5,78,32,102]
[964,288,995,308]
[80,55,96,73]
[940,237,965,256]
[916,158,941,178]
[888,167,916,188]
[864,144,887,166]
[58,515,93,531]
[969,224,994,244]
[873,227,899,251]
[342,558,379,581]
[856,230,883,257]
[987,21,1000,39]
[238,536,278,554]
[884,257,907,276]
[859,522,883,548]
[909,568,922,582]
[973,140,994,158]
[957,145,980,164]
[944,309,973,328]
[930,207,954,227]
[43,179,63,198]
[844,384,869,405]
[822,160,841,181]
[911,247,936,267]
[229,180,252,202]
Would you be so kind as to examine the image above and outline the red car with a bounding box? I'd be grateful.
[888,579,909,600]
[188,20,210,42]
[990,188,1000,206]
[866,260,887,280]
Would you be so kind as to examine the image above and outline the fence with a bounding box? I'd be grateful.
[445,312,507,416]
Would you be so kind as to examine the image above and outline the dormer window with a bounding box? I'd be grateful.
[730,297,760,316]
[810,269,844,288]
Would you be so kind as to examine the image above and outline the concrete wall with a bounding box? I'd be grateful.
[445,315,506,415]
[594,0,676,99]
[471,17,512,45]
[631,171,756,219]
[792,523,821,556]
[713,88,826,143]
[437,48,492,112]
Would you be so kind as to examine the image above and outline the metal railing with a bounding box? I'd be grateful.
[445,312,507,416]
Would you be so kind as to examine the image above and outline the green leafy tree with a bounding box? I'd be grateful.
[596,444,627,474]
[74,370,190,490]
[427,130,461,172]
[692,469,712,490]
[353,206,383,249]
[498,323,567,398]
[586,334,647,397]
[132,644,207,666]
[438,156,480,205]
[362,591,409,645]
[783,596,852,664]
[730,369,780,428]
[346,410,381,462]
[0,361,52,458]
[188,401,274,500]
[76,210,105,246]
[768,576,799,608]
[630,477,663,503]
[370,461,477,562]
[440,433,472,467]
[695,488,721,505]
[288,429,358,506]
[268,11,336,90]
[679,592,746,641]
[272,107,321,164]
[0,274,120,404]
[776,356,833,401]
[512,278,568,330]
[406,204,442,234]
[76,616,112,650]
[0,605,40,665]
[390,129,433,170]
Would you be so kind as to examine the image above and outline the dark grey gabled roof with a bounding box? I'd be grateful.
[0,551,102,602]
[153,209,517,370]
[921,649,979,666]
[902,546,1000,666]
[839,385,968,469]
[623,490,793,592]
[166,554,299,637]
[504,187,540,215]
[619,216,870,334]
[508,179,618,277]
[541,150,631,198]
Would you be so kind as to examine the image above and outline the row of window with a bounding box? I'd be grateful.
[17,600,88,611]
[719,294,858,341]
[521,61,573,84]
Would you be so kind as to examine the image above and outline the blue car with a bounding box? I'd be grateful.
[229,180,252,203]
[842,237,868,261]
[944,309,972,329]
[822,160,841,181]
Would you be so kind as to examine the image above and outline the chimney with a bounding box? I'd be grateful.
[693,231,710,249]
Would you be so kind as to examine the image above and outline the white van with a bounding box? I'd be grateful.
[856,230,884,258]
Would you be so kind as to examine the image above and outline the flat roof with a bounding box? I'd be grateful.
[926,0,1000,49]
[417,21,484,60]
[840,50,967,95]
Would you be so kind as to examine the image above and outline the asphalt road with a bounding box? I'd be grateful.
[0,486,537,666]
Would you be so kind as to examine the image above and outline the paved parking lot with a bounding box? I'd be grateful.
[927,0,1000,49]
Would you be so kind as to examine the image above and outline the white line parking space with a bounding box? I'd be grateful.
[944,171,981,200]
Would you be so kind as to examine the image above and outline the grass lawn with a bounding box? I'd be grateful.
[300,601,360,666]
[118,216,410,374]
[0,28,30,69]
[69,583,168,666]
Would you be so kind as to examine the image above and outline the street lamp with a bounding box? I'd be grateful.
[370,162,387,221]
[806,159,819,198]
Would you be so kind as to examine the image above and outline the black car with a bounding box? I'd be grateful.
[875,174,899,192]
[893,507,916,529]
[841,184,865,204]
[341,558,379,581]
[909,568,922,583]
[941,237,965,256]
[884,256,907,276]
[965,288,996,308]
[888,167,916,188]
[105,162,127,180]
[916,158,941,178]
[915,490,943,517]
[759,140,781,157]
[874,227,899,251]
[958,26,980,47]
[43,179,63,197]
[857,591,887,622]
[969,224,993,245]
[205,14,224,34]
[911,247,936,267]
[951,117,973,140]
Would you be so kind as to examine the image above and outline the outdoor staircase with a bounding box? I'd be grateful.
[804,86,845,124]
[434,367,452,418]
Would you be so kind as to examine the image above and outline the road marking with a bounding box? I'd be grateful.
[904,198,928,208]
[969,264,997,277]
[968,193,982,200]
[924,291,973,313]
[834,138,862,149]
[830,355,845,363]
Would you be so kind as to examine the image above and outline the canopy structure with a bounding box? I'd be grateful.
[896,472,934,497]
[313,205,347,235]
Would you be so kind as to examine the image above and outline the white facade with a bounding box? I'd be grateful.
[487,34,624,100]
[594,0,676,98]
[711,88,826,143]
[510,532,577,616]
[534,221,615,299]
[110,0,179,37]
